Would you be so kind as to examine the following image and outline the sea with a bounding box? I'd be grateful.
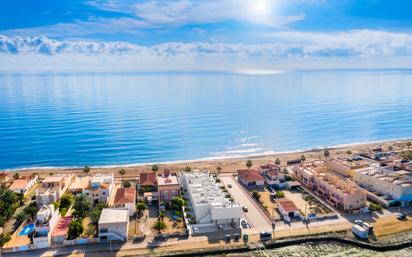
[0,70,412,170]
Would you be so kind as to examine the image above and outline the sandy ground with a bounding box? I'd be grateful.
[6,139,411,180]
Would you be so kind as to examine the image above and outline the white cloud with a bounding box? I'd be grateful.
[1,29,412,71]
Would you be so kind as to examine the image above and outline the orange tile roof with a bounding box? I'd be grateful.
[114,188,136,205]
[238,169,265,183]
[276,198,299,213]
[9,179,29,190]
[52,216,72,237]
[140,172,157,186]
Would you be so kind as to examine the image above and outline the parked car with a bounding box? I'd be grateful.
[227,183,232,188]
[240,218,248,229]
[193,227,199,233]
[259,231,272,241]
[233,233,240,242]
[224,234,231,243]
[397,213,407,220]
[242,206,248,212]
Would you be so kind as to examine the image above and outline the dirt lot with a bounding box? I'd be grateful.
[373,214,412,237]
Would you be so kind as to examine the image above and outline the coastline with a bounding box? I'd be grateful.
[5,137,411,176]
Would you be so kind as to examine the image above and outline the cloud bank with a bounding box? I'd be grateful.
[1,29,412,72]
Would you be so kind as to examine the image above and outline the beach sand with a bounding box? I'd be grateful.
[6,139,411,179]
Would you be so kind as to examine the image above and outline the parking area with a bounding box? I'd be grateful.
[220,175,271,230]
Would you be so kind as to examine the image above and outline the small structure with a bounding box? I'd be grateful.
[9,175,38,195]
[352,224,368,239]
[276,198,300,222]
[157,170,180,207]
[139,172,157,188]
[83,173,114,205]
[237,169,265,189]
[113,188,136,216]
[260,164,287,189]
[98,208,129,242]
[36,174,73,206]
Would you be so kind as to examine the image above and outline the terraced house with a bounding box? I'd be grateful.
[293,163,367,211]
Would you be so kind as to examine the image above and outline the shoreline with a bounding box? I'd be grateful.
[3,137,411,175]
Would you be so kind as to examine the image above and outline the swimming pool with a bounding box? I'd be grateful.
[18,223,35,236]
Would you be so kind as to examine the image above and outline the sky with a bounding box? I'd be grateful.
[1,0,412,72]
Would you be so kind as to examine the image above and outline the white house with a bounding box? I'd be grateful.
[98,208,129,242]
[33,204,60,249]
[84,174,114,205]
[36,174,73,206]
[276,198,300,223]
[179,171,242,231]
[113,188,136,216]
[9,175,38,196]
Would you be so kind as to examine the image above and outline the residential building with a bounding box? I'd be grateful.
[260,164,286,188]
[36,174,73,206]
[9,175,38,195]
[180,171,242,230]
[67,175,91,195]
[293,164,367,211]
[98,208,129,242]
[237,169,265,189]
[157,170,180,207]
[325,156,380,178]
[83,173,114,205]
[276,198,300,222]
[139,172,157,188]
[113,188,136,216]
[33,204,60,248]
[353,166,412,207]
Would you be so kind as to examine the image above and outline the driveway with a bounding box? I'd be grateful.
[220,175,271,230]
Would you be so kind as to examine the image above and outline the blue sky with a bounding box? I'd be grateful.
[1,0,412,71]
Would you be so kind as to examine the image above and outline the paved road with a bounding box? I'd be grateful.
[220,175,271,230]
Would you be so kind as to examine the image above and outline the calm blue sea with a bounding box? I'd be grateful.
[0,70,411,170]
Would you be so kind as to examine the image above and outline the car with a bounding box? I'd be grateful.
[193,227,199,233]
[242,206,248,212]
[224,235,231,243]
[259,231,272,241]
[227,183,232,188]
[240,219,248,229]
[397,213,407,220]
[354,219,363,225]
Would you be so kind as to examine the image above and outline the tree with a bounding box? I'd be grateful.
[83,166,90,175]
[67,219,84,240]
[184,166,191,172]
[118,169,126,185]
[90,202,107,224]
[152,220,167,234]
[276,191,285,198]
[24,202,38,219]
[0,189,20,225]
[246,160,253,169]
[123,181,131,188]
[59,193,74,212]
[275,158,281,166]
[159,211,166,221]
[323,149,330,159]
[152,164,159,172]
[73,194,92,218]
[252,190,260,201]
[346,150,352,155]
[407,142,412,150]
[216,166,222,173]
[300,155,306,164]
[388,145,394,151]
[136,203,147,217]
[13,173,20,180]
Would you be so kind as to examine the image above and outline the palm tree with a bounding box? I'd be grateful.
[118,169,126,185]
[300,155,306,165]
[13,173,20,180]
[83,166,90,175]
[136,203,147,218]
[246,160,252,169]
[346,150,352,155]
[152,164,159,172]
[159,211,166,221]
[323,149,330,159]
[275,158,281,167]
[152,220,167,234]
[388,146,393,152]
[216,166,222,173]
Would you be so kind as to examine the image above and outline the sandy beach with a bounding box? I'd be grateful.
[7,138,411,179]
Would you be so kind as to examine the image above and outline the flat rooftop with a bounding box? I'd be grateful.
[99,208,128,224]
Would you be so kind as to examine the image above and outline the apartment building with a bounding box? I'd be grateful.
[83,173,114,205]
[325,156,380,178]
[36,174,73,206]
[294,164,367,211]
[353,166,412,207]
[180,171,242,230]
[67,175,91,196]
